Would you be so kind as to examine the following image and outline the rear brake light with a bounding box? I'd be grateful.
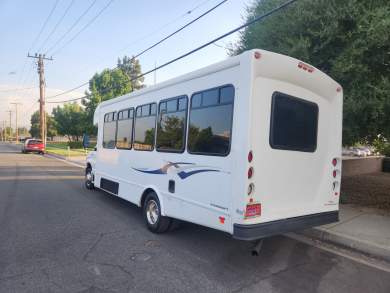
[245,203,261,218]
[248,151,253,163]
[298,62,314,73]
[332,170,337,178]
[332,158,337,166]
[248,167,254,179]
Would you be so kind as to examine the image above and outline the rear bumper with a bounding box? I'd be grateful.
[233,211,338,241]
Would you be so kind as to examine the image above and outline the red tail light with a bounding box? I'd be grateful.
[245,203,261,218]
[332,170,337,178]
[248,167,254,179]
[332,158,337,166]
[248,151,253,163]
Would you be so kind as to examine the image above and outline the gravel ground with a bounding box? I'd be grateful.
[341,172,390,212]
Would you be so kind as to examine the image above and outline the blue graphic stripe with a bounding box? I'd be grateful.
[177,169,219,179]
[132,168,165,175]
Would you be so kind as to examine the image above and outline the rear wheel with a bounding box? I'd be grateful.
[143,192,171,233]
[85,167,94,190]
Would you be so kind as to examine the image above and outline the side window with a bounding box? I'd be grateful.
[116,108,134,149]
[157,96,188,152]
[103,112,116,149]
[134,103,156,151]
[188,85,234,156]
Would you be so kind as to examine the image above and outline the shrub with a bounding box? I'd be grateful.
[382,144,390,157]
[68,141,83,149]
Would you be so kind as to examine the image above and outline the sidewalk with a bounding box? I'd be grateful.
[45,153,86,168]
[301,204,390,261]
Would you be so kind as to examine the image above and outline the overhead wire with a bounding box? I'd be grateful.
[14,0,59,93]
[36,0,76,53]
[50,0,115,56]
[46,0,229,100]
[47,0,299,104]
[49,0,296,104]
[27,0,60,53]
[70,0,217,84]
[44,0,98,55]
[47,0,298,103]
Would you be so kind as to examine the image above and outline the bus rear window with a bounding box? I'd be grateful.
[269,92,318,152]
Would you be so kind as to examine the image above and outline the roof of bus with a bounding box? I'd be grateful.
[93,50,246,122]
[94,49,341,124]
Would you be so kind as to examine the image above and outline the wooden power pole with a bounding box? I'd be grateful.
[28,53,53,145]
[6,110,12,141]
[10,102,22,143]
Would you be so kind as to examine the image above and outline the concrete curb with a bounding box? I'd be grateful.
[300,228,390,262]
[44,153,85,168]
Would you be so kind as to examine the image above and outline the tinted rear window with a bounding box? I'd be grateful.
[269,92,318,152]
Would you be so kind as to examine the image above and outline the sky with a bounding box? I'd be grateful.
[0,0,251,128]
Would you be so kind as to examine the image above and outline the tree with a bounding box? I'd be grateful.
[30,110,57,139]
[117,56,144,90]
[52,103,85,141]
[232,0,390,145]
[82,56,144,134]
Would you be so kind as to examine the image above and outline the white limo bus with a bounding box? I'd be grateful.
[85,49,343,241]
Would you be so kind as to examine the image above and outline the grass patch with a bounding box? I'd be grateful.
[46,142,93,157]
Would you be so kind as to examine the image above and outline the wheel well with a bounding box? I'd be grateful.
[140,188,156,208]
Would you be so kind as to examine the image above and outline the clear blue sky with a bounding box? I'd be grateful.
[0,0,250,127]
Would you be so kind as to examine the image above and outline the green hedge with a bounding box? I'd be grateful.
[68,141,83,149]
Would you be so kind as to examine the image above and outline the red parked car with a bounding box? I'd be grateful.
[22,139,45,154]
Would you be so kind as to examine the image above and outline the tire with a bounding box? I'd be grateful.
[85,167,94,190]
[143,192,171,233]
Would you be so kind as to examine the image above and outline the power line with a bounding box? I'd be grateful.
[47,0,298,104]
[28,0,60,53]
[46,0,228,99]
[15,0,59,92]
[0,86,36,93]
[50,0,115,56]
[131,0,227,61]
[44,0,98,55]
[70,0,217,84]
[37,0,76,53]
[111,0,217,59]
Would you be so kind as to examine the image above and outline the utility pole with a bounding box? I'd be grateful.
[6,110,12,141]
[28,53,53,146]
[10,102,22,143]
[1,121,5,141]
[2,121,6,141]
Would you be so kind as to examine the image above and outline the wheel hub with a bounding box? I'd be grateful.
[146,200,159,225]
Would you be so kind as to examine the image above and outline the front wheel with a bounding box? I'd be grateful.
[143,192,171,233]
[85,167,94,190]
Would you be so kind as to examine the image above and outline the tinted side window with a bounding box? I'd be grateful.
[134,103,156,151]
[270,92,318,152]
[116,109,134,149]
[188,85,234,156]
[103,112,116,149]
[157,96,188,152]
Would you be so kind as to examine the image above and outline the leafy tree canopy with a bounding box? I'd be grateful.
[30,110,57,139]
[82,56,144,133]
[52,103,85,141]
[232,0,390,145]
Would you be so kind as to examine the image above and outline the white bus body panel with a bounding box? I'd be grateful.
[89,49,342,239]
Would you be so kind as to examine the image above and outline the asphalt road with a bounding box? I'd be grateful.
[0,142,389,293]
